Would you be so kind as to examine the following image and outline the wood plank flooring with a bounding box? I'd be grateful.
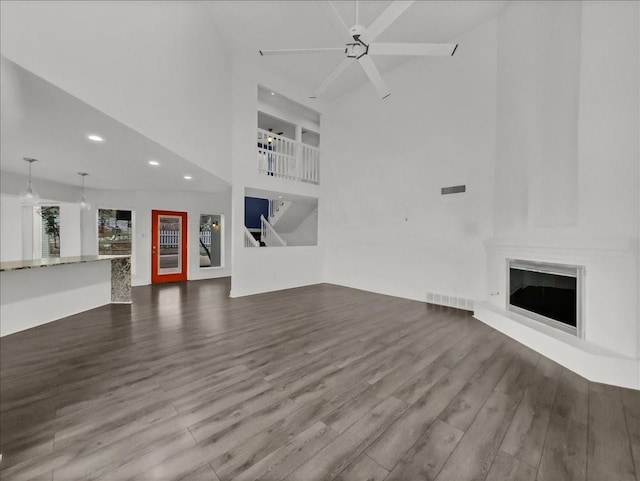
[1,278,638,481]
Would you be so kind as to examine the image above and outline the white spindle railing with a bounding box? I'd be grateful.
[268,199,292,226]
[244,226,259,247]
[260,215,287,247]
[257,128,320,184]
[268,199,280,219]
[301,144,320,184]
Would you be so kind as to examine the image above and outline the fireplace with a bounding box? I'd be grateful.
[507,259,584,336]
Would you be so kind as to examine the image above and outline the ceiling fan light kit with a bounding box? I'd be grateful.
[259,0,458,100]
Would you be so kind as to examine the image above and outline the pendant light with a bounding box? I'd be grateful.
[78,172,91,210]
[19,157,41,206]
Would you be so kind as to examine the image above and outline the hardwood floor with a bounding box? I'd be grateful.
[0,278,638,481]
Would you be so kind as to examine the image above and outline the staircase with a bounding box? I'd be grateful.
[244,226,259,247]
[268,199,292,226]
[243,217,287,247]
[260,215,287,247]
[245,197,315,247]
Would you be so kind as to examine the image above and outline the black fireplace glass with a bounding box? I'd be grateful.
[509,268,577,327]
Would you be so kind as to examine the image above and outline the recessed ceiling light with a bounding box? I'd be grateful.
[148,160,160,166]
[87,134,104,142]
[184,175,192,180]
[271,92,275,96]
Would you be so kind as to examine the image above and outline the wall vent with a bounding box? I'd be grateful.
[426,292,475,312]
[441,185,466,195]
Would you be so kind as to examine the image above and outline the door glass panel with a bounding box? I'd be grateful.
[158,215,181,274]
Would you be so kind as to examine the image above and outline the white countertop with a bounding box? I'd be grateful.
[0,255,130,272]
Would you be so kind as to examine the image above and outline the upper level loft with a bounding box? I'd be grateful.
[257,87,320,185]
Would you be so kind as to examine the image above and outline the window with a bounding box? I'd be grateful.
[199,214,222,268]
[98,209,132,255]
[37,205,60,258]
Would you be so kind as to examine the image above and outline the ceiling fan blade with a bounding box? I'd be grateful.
[359,1,414,45]
[316,1,353,44]
[358,55,390,99]
[369,42,458,56]
[259,47,346,56]
[310,57,353,98]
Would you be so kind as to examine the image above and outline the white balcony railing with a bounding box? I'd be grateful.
[257,129,320,184]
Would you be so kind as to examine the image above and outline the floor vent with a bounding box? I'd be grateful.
[426,292,475,312]
[441,185,466,195]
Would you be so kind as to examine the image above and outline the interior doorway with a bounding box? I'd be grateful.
[151,210,187,283]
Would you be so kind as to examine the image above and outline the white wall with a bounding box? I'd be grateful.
[494,1,581,237]
[231,244,323,297]
[1,171,232,286]
[59,203,81,258]
[83,188,232,286]
[258,88,321,135]
[0,194,22,261]
[280,208,319,247]
[321,18,498,303]
[229,59,325,297]
[483,1,639,362]
[0,1,233,182]
[1,177,83,261]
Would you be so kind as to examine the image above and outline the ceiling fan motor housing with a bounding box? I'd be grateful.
[349,24,366,42]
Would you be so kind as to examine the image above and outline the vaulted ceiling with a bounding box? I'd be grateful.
[0,1,507,191]
[1,58,229,192]
[208,1,506,100]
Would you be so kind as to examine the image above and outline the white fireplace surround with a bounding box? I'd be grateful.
[507,259,584,338]
[474,238,639,390]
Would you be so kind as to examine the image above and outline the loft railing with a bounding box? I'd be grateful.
[244,226,259,247]
[260,215,287,247]
[300,144,320,184]
[257,128,320,184]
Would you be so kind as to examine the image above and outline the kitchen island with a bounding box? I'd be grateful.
[0,255,131,336]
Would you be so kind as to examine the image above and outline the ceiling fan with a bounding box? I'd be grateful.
[259,0,458,100]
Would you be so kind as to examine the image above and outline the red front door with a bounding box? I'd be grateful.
[151,210,188,284]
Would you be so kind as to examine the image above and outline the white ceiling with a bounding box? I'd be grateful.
[0,2,506,192]
[0,57,230,193]
[208,1,506,101]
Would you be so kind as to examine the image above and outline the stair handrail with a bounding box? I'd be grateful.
[244,226,259,247]
[260,215,287,247]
